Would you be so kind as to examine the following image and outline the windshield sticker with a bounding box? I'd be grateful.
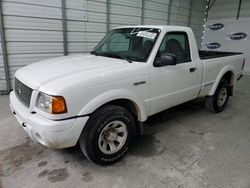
[130,28,154,35]
[136,31,157,39]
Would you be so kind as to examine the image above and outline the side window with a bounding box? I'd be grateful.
[159,32,191,64]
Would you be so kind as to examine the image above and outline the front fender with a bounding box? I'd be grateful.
[78,89,148,122]
[208,65,235,96]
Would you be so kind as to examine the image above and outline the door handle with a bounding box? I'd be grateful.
[189,67,197,72]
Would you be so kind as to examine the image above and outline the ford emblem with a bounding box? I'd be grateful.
[206,42,221,49]
[229,32,247,40]
[208,23,224,31]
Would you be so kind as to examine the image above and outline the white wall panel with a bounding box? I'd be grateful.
[240,0,250,17]
[145,1,168,12]
[170,0,206,48]
[0,41,5,91]
[66,0,106,13]
[0,0,64,91]
[5,30,63,42]
[207,0,250,20]
[66,0,107,54]
[67,32,105,42]
[110,0,142,8]
[5,0,62,7]
[110,4,141,17]
[1,66,21,80]
[68,42,97,53]
[66,10,107,23]
[205,0,250,54]
[7,42,63,54]
[4,16,62,31]
[0,29,4,90]
[110,0,142,27]
[190,0,207,48]
[170,0,190,25]
[110,14,141,25]
[202,19,250,73]
[144,18,167,25]
[144,0,168,25]
[2,2,62,19]
[67,21,106,32]
[0,81,6,91]
[144,9,168,21]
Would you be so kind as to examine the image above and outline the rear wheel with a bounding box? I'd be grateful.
[205,79,230,113]
[79,105,136,165]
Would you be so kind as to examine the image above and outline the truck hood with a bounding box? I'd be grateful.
[15,54,145,92]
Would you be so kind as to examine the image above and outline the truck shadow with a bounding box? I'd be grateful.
[144,98,206,130]
[129,98,206,158]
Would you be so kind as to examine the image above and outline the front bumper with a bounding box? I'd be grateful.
[9,91,89,149]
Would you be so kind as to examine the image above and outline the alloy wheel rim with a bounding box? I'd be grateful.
[98,120,128,155]
[217,87,228,107]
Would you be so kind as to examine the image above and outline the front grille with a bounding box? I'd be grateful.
[15,78,33,108]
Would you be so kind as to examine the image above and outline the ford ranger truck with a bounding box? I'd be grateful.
[10,26,245,165]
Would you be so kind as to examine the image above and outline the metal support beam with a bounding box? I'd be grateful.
[106,0,110,32]
[208,0,217,11]
[167,0,173,25]
[0,1,11,93]
[205,0,210,22]
[236,0,242,20]
[141,0,145,25]
[61,0,68,56]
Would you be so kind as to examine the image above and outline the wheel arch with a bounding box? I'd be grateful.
[78,89,148,122]
[208,66,235,96]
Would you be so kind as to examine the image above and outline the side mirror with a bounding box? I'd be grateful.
[154,53,177,67]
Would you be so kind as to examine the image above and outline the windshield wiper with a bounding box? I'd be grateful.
[103,52,132,63]
[91,51,132,63]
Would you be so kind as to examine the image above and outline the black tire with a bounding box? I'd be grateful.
[79,105,136,165]
[205,79,230,113]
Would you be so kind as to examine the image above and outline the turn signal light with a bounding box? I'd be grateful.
[52,96,67,114]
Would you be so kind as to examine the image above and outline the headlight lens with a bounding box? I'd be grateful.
[36,92,67,114]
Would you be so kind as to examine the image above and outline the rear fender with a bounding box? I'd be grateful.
[208,65,235,96]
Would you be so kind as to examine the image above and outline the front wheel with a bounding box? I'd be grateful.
[79,105,136,165]
[205,79,230,113]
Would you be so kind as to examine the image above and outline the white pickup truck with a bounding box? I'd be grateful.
[10,25,244,165]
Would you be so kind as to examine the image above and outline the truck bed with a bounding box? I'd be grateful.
[199,50,242,60]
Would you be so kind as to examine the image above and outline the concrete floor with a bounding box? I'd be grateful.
[0,76,250,188]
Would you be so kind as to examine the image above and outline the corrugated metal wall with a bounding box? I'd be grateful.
[0,0,207,92]
[170,0,206,47]
[108,0,206,46]
[66,0,107,54]
[207,0,250,20]
[0,36,4,90]
[110,0,142,28]
[0,0,64,91]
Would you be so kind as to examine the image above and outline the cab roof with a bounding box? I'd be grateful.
[113,25,192,31]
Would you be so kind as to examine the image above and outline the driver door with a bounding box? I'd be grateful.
[149,31,202,115]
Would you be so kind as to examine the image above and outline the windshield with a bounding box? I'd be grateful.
[91,27,161,62]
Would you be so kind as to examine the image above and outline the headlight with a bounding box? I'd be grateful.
[36,92,67,114]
